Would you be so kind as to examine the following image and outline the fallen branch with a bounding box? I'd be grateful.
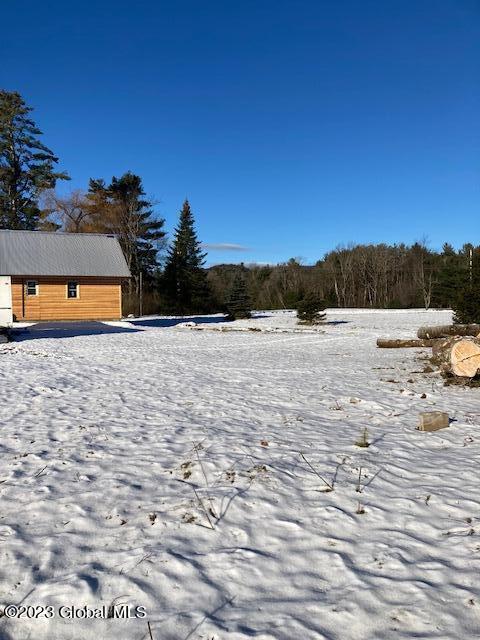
[187,325,324,334]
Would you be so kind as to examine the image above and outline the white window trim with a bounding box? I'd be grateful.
[66,281,80,300]
[26,280,38,296]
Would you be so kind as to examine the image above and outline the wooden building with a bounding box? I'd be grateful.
[0,230,131,323]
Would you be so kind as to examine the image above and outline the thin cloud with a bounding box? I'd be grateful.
[202,243,250,252]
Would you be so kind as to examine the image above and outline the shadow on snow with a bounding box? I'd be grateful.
[129,315,228,328]
[11,321,141,341]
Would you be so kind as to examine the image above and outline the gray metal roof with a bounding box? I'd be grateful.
[0,230,131,277]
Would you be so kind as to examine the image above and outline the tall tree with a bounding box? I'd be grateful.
[162,199,212,313]
[452,245,480,323]
[0,90,68,229]
[410,241,438,309]
[87,172,166,288]
[432,244,468,308]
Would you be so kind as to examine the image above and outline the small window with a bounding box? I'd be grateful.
[26,281,38,296]
[67,281,79,299]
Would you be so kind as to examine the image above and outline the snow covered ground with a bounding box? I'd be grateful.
[1,309,479,640]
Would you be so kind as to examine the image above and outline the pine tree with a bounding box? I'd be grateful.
[453,245,480,323]
[87,172,166,287]
[453,288,480,323]
[226,269,251,320]
[0,90,69,229]
[162,200,212,313]
[432,244,469,308]
[297,293,326,324]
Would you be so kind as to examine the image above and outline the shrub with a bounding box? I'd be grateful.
[297,293,326,325]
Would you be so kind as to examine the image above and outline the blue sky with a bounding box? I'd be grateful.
[2,0,479,265]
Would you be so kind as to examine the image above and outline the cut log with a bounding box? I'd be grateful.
[451,340,480,377]
[417,324,480,339]
[376,338,436,348]
[431,336,480,378]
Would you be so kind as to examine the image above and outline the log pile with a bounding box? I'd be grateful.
[377,324,480,381]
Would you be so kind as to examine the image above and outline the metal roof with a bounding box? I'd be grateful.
[0,230,131,277]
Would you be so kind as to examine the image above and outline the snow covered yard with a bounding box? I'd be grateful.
[1,309,480,640]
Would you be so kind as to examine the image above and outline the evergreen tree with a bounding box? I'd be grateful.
[297,293,326,324]
[453,245,480,323]
[432,244,469,308]
[453,287,480,323]
[162,199,212,313]
[226,268,251,320]
[87,172,165,287]
[0,90,68,229]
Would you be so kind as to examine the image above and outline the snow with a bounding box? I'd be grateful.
[1,309,480,639]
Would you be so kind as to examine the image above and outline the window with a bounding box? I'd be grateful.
[26,281,38,296]
[67,281,79,299]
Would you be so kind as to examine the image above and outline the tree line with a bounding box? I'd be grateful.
[1,89,478,318]
[208,243,478,313]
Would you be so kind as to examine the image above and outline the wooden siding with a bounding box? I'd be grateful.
[11,276,123,321]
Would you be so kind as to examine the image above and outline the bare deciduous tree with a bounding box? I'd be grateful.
[40,189,92,232]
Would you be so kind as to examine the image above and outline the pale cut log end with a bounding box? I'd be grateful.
[451,340,480,377]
